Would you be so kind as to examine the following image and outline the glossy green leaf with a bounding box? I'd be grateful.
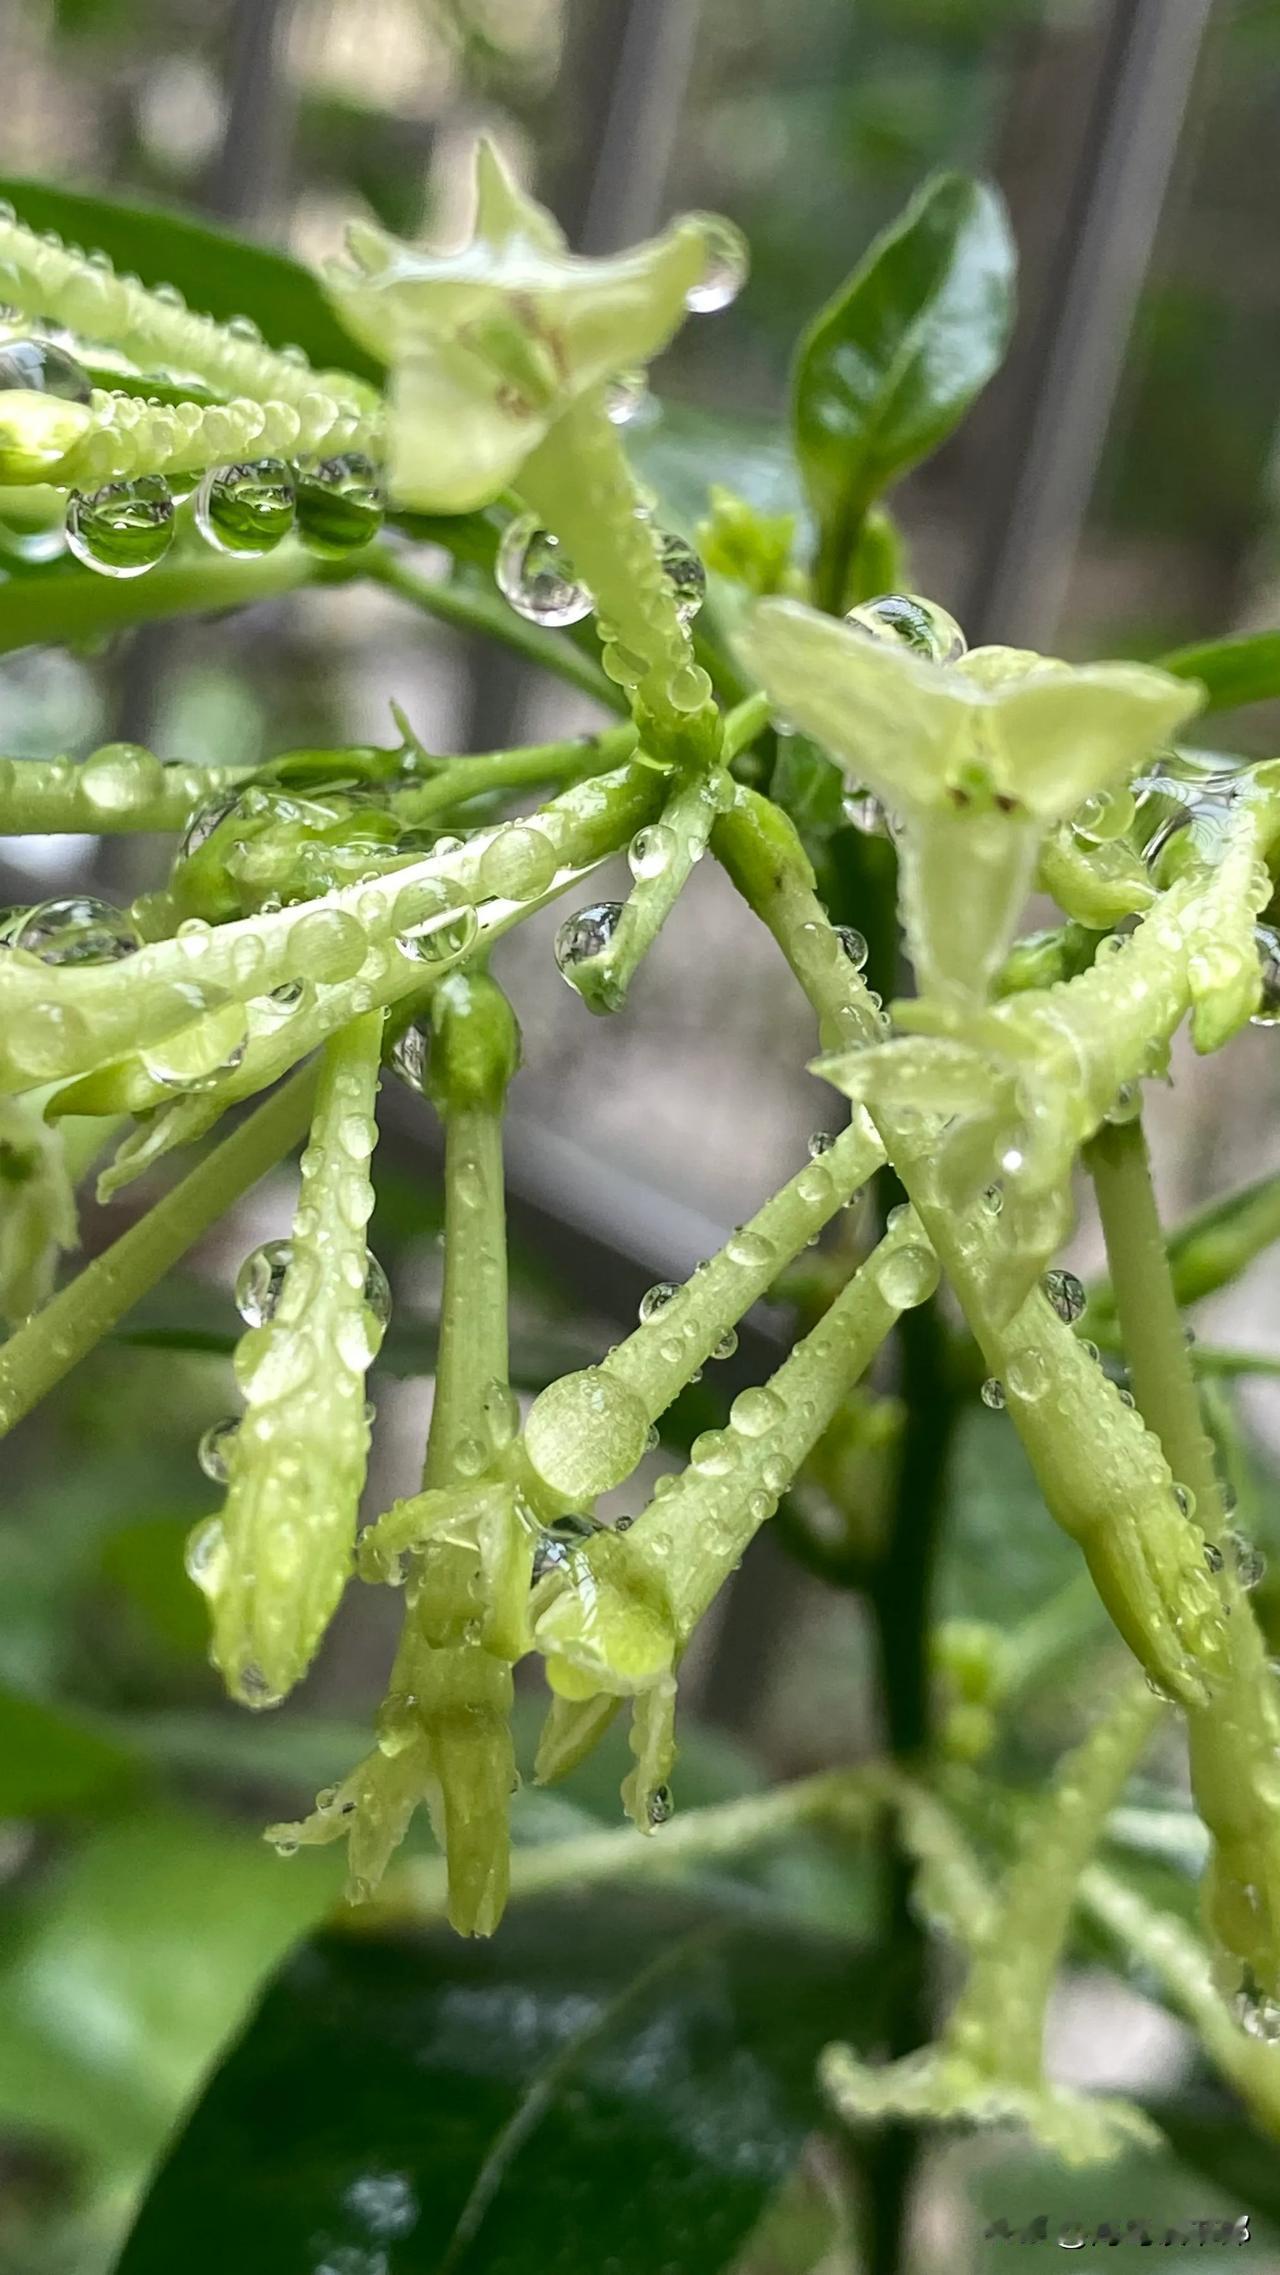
[791,173,1015,601]
[0,176,380,379]
[770,731,847,857]
[1157,629,1280,714]
[0,1812,341,2191]
[0,1683,137,1815]
[117,1891,866,2275]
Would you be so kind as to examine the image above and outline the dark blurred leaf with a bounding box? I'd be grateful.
[791,173,1014,597]
[0,1813,340,2189]
[0,1685,136,1816]
[0,542,320,645]
[629,402,803,533]
[99,1517,209,1661]
[1158,630,1280,714]
[1152,2085,1280,2230]
[770,732,847,857]
[117,1891,866,2275]
[0,177,379,378]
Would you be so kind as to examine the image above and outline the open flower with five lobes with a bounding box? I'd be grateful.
[326,138,717,513]
[739,597,1203,1004]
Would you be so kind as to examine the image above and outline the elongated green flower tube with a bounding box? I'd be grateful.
[531,1204,935,1713]
[0,212,378,418]
[271,975,522,1930]
[0,745,245,835]
[739,599,1201,1003]
[47,387,379,493]
[360,1105,885,1579]
[822,1678,1163,2165]
[714,788,1280,1998]
[191,1012,385,1707]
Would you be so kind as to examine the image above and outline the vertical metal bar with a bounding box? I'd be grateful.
[964,0,1217,650]
[204,0,297,228]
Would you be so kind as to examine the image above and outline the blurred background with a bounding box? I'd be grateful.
[3,2,1280,2270]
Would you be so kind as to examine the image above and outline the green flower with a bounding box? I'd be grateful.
[326,139,711,512]
[740,599,1202,1001]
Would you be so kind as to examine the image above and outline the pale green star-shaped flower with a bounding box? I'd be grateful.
[326,139,716,513]
[740,598,1203,1002]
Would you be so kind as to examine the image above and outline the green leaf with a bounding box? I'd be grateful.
[0,1812,341,2190]
[1157,629,1280,714]
[0,1683,137,1815]
[0,177,380,380]
[116,1892,865,2275]
[769,731,847,857]
[791,173,1015,603]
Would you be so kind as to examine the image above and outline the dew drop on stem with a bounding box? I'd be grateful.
[195,458,296,557]
[495,513,592,627]
[0,335,92,401]
[293,452,385,558]
[65,475,175,578]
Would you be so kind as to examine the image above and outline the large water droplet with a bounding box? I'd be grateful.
[235,1238,295,1327]
[495,512,592,627]
[877,1241,940,1309]
[845,592,966,664]
[184,1512,228,1589]
[628,823,675,881]
[79,742,165,815]
[657,529,705,623]
[980,1377,1006,1410]
[140,991,248,1090]
[1041,1267,1086,1325]
[638,1281,680,1324]
[65,475,175,578]
[554,901,622,981]
[477,823,557,901]
[524,1368,649,1502]
[363,1249,392,1331]
[180,791,241,861]
[4,894,139,965]
[730,1385,784,1437]
[648,1783,674,1827]
[685,215,749,312]
[195,458,296,557]
[0,336,92,402]
[835,925,869,969]
[197,1419,239,1486]
[294,452,384,557]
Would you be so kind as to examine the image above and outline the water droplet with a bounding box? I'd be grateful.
[726,1227,773,1271]
[363,1250,392,1330]
[477,823,557,901]
[197,1418,240,1485]
[982,1184,1004,1216]
[1073,785,1134,845]
[835,925,868,968]
[483,1379,521,1452]
[195,458,296,557]
[711,1325,738,1361]
[1251,925,1280,1025]
[980,1377,1006,1410]
[4,894,138,965]
[1041,1268,1086,1325]
[1228,1530,1266,1590]
[691,1429,739,1476]
[1104,1078,1141,1126]
[730,1385,784,1437]
[843,791,887,836]
[876,1241,940,1309]
[656,528,705,622]
[395,889,477,965]
[294,452,384,557]
[495,512,592,627]
[531,1511,601,1582]
[184,1512,227,1590]
[1204,1541,1225,1574]
[389,1017,429,1092]
[65,475,175,578]
[648,1783,674,1827]
[1173,1484,1196,1519]
[807,1131,836,1159]
[78,741,165,815]
[140,992,247,1090]
[667,661,713,712]
[605,368,648,424]
[180,791,240,860]
[685,214,749,312]
[1235,1981,1280,2042]
[235,1237,294,1327]
[554,900,622,982]
[524,1369,649,1501]
[271,1836,299,1858]
[0,335,92,402]
[639,1281,680,1324]
[628,823,676,881]
[1006,1347,1050,1404]
[845,592,967,664]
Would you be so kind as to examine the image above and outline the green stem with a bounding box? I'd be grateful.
[0,750,248,835]
[364,544,619,711]
[0,545,329,659]
[0,1066,317,1436]
[1086,1116,1222,1522]
[389,723,638,830]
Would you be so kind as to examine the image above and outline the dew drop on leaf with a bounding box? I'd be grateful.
[293,452,385,558]
[0,335,92,401]
[684,214,749,312]
[196,1420,239,1487]
[844,591,966,664]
